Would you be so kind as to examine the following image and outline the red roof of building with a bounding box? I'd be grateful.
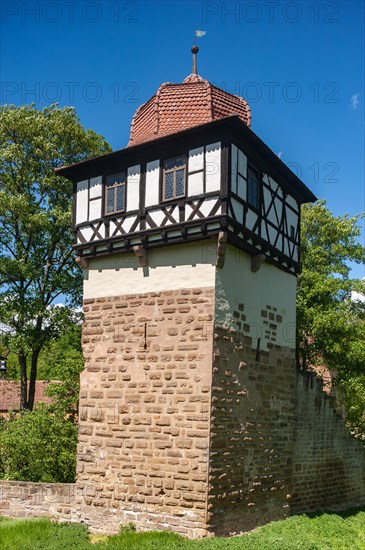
[128,73,251,146]
[0,380,53,411]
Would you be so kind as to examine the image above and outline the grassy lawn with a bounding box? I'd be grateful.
[0,510,364,549]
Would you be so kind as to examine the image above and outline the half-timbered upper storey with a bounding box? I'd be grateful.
[57,72,315,275]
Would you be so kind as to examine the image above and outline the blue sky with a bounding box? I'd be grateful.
[1,0,364,277]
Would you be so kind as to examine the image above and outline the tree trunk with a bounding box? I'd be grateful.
[28,348,41,411]
[19,353,28,410]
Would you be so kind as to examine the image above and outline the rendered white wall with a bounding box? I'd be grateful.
[84,240,217,298]
[89,176,102,199]
[205,142,221,193]
[215,244,297,350]
[188,146,204,172]
[76,176,103,223]
[188,171,204,196]
[76,180,89,224]
[127,165,140,211]
[89,198,102,220]
[145,160,160,208]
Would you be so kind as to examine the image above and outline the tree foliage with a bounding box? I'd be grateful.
[297,200,365,436]
[0,325,82,483]
[0,104,111,410]
[0,406,77,483]
[43,324,84,422]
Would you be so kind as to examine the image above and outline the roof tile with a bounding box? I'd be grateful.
[128,74,251,146]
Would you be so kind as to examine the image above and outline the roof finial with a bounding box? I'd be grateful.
[191,45,199,75]
[191,28,206,75]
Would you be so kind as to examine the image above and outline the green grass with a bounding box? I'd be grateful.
[0,510,364,550]
[0,517,90,550]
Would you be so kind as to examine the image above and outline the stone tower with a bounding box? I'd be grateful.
[57,54,318,537]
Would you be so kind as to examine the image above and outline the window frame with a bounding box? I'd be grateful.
[104,171,127,215]
[162,155,187,202]
[231,144,247,197]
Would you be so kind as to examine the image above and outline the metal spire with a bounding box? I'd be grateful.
[191,45,199,75]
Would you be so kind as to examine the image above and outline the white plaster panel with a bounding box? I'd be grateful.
[89,176,102,199]
[286,207,299,233]
[76,180,88,225]
[80,226,94,241]
[127,165,140,211]
[188,171,204,196]
[267,197,283,226]
[149,209,165,226]
[84,241,217,298]
[237,175,246,200]
[109,219,119,235]
[246,208,258,231]
[188,147,204,172]
[286,194,298,212]
[268,177,283,199]
[238,148,247,177]
[122,215,138,233]
[98,223,105,239]
[82,223,105,241]
[268,224,279,245]
[145,160,160,207]
[283,237,290,257]
[198,198,217,217]
[88,198,102,221]
[231,198,243,224]
[268,178,279,194]
[263,186,272,215]
[261,220,269,242]
[215,245,297,350]
[205,142,221,192]
[274,197,283,223]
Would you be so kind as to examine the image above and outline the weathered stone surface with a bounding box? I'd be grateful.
[1,288,364,538]
[76,287,215,536]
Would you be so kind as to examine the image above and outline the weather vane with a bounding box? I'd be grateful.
[192,27,206,74]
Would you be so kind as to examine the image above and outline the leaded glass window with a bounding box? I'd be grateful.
[105,172,126,214]
[163,156,186,201]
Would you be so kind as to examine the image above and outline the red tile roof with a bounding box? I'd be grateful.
[128,73,251,146]
[0,380,53,411]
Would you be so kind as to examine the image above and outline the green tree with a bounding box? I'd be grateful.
[297,200,365,369]
[0,104,111,410]
[297,200,365,435]
[0,324,83,483]
[0,405,77,482]
[42,324,84,422]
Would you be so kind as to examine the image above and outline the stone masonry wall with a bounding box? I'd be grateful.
[208,327,296,535]
[76,287,215,538]
[1,278,365,537]
[0,481,76,521]
[207,327,365,536]
[291,370,365,513]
